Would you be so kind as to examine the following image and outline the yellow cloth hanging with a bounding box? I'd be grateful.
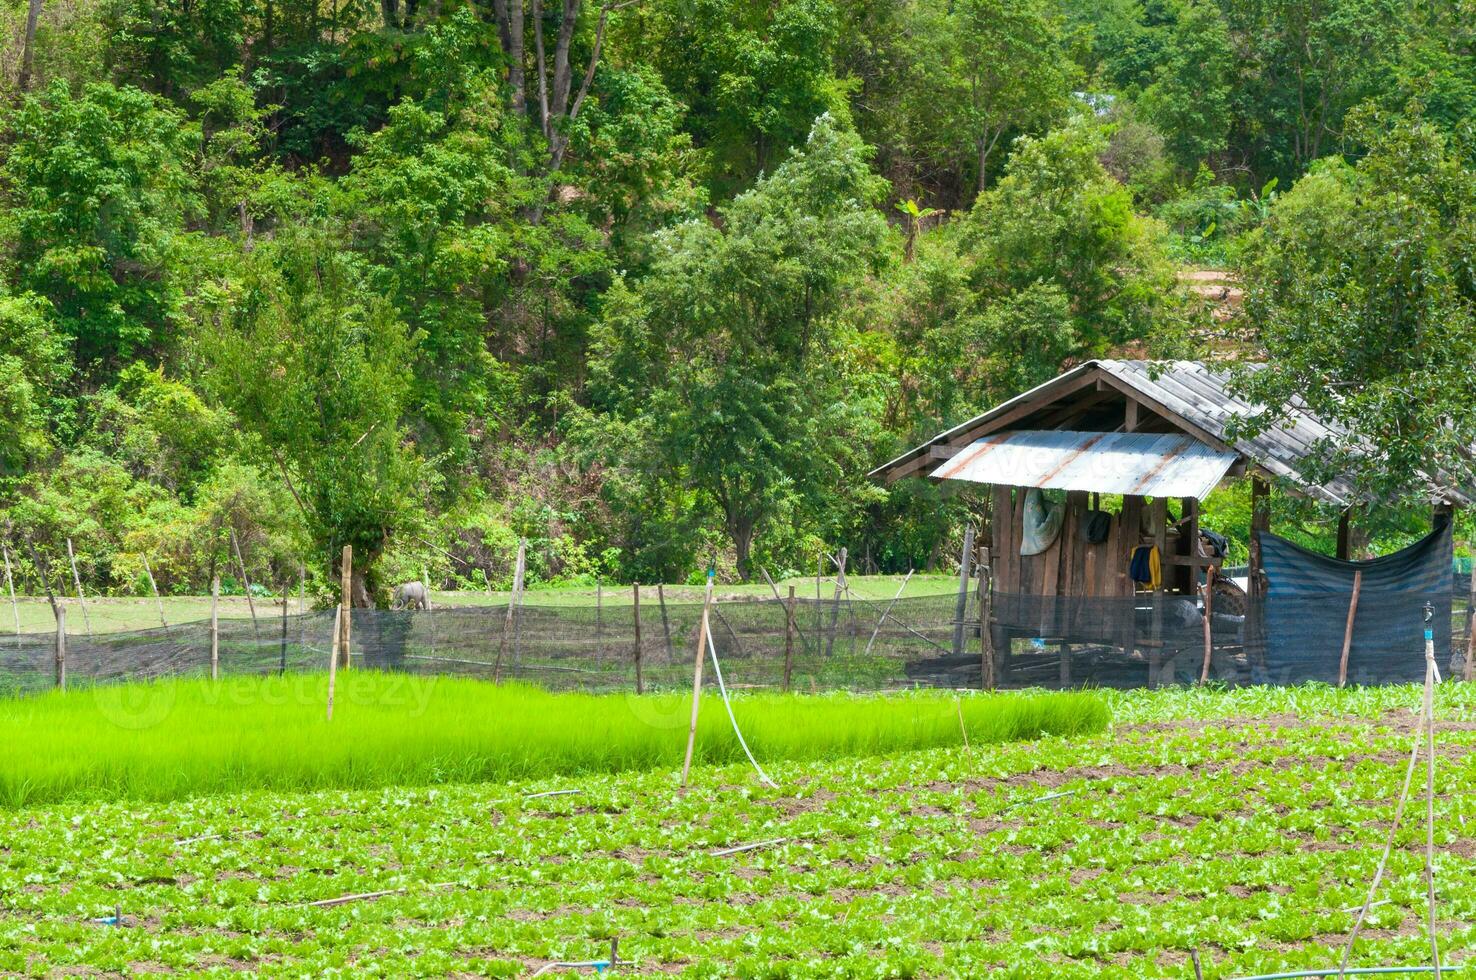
[1129,545,1162,590]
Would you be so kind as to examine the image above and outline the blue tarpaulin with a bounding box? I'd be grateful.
[1256,522,1452,684]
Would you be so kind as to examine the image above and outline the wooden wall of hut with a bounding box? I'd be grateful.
[989,485,1144,601]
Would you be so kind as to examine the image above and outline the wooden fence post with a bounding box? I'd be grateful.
[279,582,289,675]
[824,547,848,658]
[977,548,994,690]
[951,527,975,657]
[339,544,352,669]
[326,608,340,721]
[142,555,167,628]
[679,575,715,793]
[230,529,260,635]
[784,585,796,692]
[210,576,220,681]
[66,538,91,637]
[493,539,526,683]
[54,605,65,690]
[657,583,674,661]
[1464,560,1475,683]
[1338,569,1363,688]
[632,582,643,694]
[596,578,604,660]
[1199,566,1216,685]
[2,539,18,645]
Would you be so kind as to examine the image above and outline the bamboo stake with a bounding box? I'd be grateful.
[511,540,527,671]
[956,694,972,754]
[632,582,643,694]
[338,545,352,669]
[1422,605,1441,978]
[762,567,811,647]
[824,547,847,658]
[595,578,603,660]
[1199,566,1216,684]
[864,569,914,657]
[1,539,18,646]
[279,582,289,675]
[814,552,823,655]
[1465,562,1475,683]
[493,539,525,682]
[66,538,91,637]
[951,527,974,657]
[979,548,996,690]
[783,585,796,692]
[209,576,220,680]
[656,582,674,660]
[679,574,715,793]
[1338,569,1363,688]
[326,607,340,721]
[229,529,260,635]
[54,605,65,689]
[141,554,167,628]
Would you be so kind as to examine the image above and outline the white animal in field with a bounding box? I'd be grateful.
[391,581,430,611]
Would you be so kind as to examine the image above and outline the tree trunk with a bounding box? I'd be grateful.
[17,0,41,93]
[381,0,400,28]
[732,519,756,582]
[351,568,373,608]
[507,0,526,113]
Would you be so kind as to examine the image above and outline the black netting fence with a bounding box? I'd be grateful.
[0,584,1470,697]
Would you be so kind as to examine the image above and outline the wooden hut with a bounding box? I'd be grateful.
[870,359,1472,687]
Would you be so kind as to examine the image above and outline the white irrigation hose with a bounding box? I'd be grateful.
[704,621,777,789]
[1338,612,1443,979]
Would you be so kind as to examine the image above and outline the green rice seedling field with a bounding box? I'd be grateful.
[0,674,1105,806]
[2,683,1475,976]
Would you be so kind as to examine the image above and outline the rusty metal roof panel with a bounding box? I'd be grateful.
[931,429,1238,500]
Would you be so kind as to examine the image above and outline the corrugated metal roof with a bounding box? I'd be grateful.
[931,430,1238,500]
[870,359,1476,506]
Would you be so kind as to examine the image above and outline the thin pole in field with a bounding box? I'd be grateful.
[141,554,167,628]
[864,569,914,658]
[784,585,796,692]
[326,607,340,721]
[493,539,526,683]
[1466,561,1476,682]
[209,576,220,680]
[1422,604,1441,976]
[230,529,259,636]
[951,527,975,658]
[66,538,92,637]
[595,578,603,660]
[679,573,715,793]
[814,552,822,655]
[1338,569,1363,688]
[298,563,307,658]
[279,581,289,675]
[2,539,19,646]
[632,582,643,694]
[1199,565,1217,685]
[657,583,673,660]
[978,549,995,690]
[762,567,810,648]
[338,544,352,669]
[54,604,65,689]
[825,547,847,659]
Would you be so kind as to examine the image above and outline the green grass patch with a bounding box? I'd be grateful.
[0,673,1107,807]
